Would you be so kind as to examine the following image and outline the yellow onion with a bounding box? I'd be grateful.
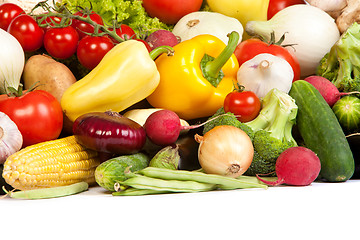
[195,125,253,178]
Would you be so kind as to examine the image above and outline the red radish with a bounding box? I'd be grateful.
[256,146,321,186]
[144,109,226,146]
[145,30,180,51]
[304,76,360,107]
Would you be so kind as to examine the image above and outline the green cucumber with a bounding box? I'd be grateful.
[332,95,360,133]
[289,80,355,182]
[95,152,150,191]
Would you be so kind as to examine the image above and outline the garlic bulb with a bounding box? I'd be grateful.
[0,112,23,164]
[237,53,294,99]
[172,11,243,44]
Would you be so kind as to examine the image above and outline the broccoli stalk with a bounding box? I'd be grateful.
[203,88,298,176]
[317,22,360,92]
[246,88,298,146]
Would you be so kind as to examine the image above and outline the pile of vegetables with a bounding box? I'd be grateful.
[0,0,359,199]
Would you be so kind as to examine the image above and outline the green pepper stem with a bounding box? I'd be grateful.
[149,46,175,60]
[204,31,239,79]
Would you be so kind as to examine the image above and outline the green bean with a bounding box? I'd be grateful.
[112,188,171,196]
[122,174,217,193]
[3,182,89,200]
[137,167,268,190]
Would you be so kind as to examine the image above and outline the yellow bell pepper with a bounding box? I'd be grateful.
[207,0,269,38]
[146,31,240,120]
[61,40,162,122]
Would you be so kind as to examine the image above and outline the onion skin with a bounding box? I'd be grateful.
[195,125,254,178]
[73,111,146,155]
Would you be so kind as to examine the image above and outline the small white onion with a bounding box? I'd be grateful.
[0,112,23,164]
[0,28,25,94]
[195,125,254,178]
[245,5,340,77]
[172,11,243,44]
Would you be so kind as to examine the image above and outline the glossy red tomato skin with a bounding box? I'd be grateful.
[0,90,63,147]
[77,35,114,69]
[44,26,79,59]
[0,3,24,30]
[109,24,136,43]
[72,11,104,39]
[267,0,306,19]
[38,15,62,32]
[142,0,203,25]
[234,38,301,82]
[7,14,44,52]
[224,90,261,123]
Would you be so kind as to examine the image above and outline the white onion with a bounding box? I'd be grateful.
[172,11,243,44]
[245,5,340,77]
[0,28,25,94]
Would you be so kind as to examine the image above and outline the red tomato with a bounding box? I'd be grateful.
[38,15,62,32]
[109,24,136,43]
[142,0,203,25]
[234,38,301,82]
[72,11,104,39]
[0,3,24,30]
[224,90,261,123]
[0,90,63,147]
[77,35,114,69]
[44,26,79,59]
[267,0,306,19]
[7,14,44,52]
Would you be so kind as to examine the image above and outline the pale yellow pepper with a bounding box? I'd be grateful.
[61,40,161,122]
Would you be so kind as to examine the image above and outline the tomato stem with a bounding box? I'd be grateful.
[32,2,126,43]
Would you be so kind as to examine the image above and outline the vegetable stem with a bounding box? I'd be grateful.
[201,31,239,87]
[33,2,126,43]
[149,46,175,60]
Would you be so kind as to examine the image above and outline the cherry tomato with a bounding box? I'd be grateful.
[234,38,301,82]
[0,90,63,147]
[224,89,261,123]
[267,0,306,19]
[109,24,136,43]
[7,14,44,52]
[142,0,203,25]
[0,3,24,30]
[38,15,62,32]
[71,11,104,39]
[77,35,114,70]
[44,26,79,59]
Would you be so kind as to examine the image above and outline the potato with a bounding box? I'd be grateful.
[22,54,77,134]
[22,54,77,102]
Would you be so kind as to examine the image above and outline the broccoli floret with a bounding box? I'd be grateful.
[243,151,276,177]
[317,22,360,92]
[203,88,298,176]
[202,107,254,140]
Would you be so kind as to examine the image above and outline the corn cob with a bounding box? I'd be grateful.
[2,136,101,190]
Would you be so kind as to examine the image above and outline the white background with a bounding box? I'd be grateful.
[1,180,359,240]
